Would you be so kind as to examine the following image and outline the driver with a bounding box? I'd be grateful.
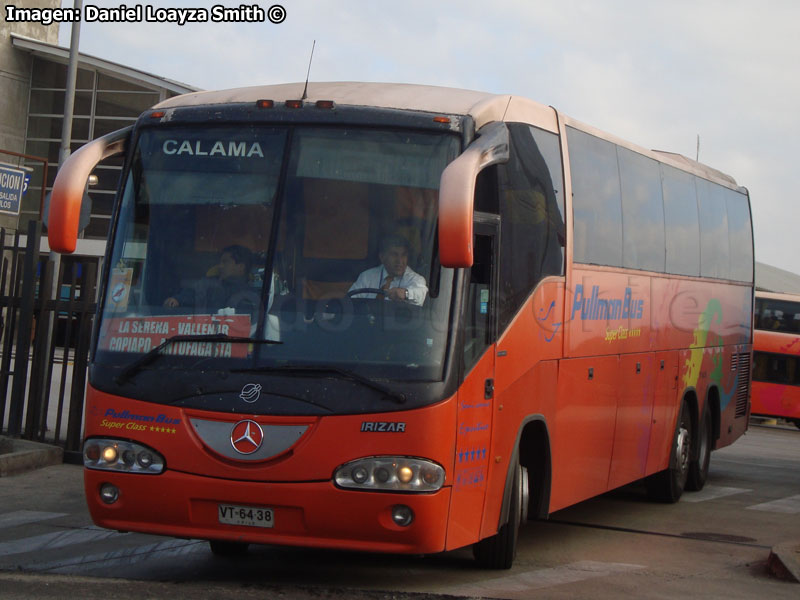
[348,234,428,306]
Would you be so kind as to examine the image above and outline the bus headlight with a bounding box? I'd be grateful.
[334,457,444,492]
[83,439,164,474]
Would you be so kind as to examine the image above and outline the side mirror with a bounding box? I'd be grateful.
[48,126,132,253]
[438,121,509,267]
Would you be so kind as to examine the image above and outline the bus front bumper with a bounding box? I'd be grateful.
[84,468,452,555]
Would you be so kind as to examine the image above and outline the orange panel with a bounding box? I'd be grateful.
[608,353,655,489]
[645,352,680,475]
[446,348,494,551]
[550,356,617,512]
[566,270,650,358]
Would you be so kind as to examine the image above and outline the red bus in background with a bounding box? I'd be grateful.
[47,82,753,569]
[752,291,800,428]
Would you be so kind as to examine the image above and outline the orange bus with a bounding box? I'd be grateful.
[752,291,800,428]
[48,83,753,568]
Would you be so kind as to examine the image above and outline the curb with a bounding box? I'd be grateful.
[0,436,64,477]
[768,540,800,583]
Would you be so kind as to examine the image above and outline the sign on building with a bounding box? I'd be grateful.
[0,163,27,217]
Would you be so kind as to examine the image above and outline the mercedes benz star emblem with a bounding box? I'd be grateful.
[230,420,264,455]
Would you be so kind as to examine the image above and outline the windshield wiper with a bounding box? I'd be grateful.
[115,334,282,385]
[231,364,407,404]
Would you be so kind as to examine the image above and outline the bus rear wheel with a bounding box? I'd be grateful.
[646,401,692,503]
[473,461,528,569]
[686,402,712,491]
[209,540,249,557]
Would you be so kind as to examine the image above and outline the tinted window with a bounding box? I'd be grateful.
[697,178,730,279]
[618,147,665,271]
[496,124,565,330]
[753,352,800,386]
[754,297,800,333]
[529,126,567,235]
[567,127,622,266]
[726,188,753,282]
[662,164,700,276]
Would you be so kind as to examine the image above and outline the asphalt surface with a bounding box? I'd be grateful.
[1,429,798,598]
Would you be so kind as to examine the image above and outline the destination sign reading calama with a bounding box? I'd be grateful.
[161,140,266,158]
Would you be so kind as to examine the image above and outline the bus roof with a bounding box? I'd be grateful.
[756,290,800,303]
[153,81,558,133]
[154,81,742,189]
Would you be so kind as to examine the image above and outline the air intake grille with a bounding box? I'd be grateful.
[731,352,751,418]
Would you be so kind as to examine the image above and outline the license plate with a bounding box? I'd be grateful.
[218,504,274,528]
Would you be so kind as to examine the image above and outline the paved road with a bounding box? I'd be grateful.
[0,422,798,599]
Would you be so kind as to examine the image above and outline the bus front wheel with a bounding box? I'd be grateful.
[473,461,528,569]
[646,401,692,503]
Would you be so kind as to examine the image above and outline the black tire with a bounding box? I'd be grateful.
[687,402,712,491]
[792,419,800,430]
[473,462,527,569]
[209,540,249,556]
[646,401,692,503]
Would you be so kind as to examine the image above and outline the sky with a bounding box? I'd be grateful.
[56,0,800,275]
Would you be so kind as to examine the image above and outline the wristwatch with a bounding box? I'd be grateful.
[404,288,409,300]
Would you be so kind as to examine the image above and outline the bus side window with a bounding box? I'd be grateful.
[464,233,495,372]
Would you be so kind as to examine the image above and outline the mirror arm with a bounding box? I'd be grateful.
[49,126,132,253]
[438,121,509,267]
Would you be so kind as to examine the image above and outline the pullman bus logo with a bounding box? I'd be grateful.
[230,420,264,455]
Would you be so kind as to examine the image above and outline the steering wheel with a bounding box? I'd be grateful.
[346,288,389,298]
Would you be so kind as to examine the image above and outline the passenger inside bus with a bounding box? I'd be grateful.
[163,244,259,316]
[348,233,428,306]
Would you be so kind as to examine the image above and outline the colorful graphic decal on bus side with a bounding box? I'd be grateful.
[682,299,738,411]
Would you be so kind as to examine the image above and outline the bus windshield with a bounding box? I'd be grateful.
[95,124,460,384]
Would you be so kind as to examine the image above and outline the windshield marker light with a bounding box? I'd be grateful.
[285,100,303,109]
[315,100,335,109]
[84,438,165,474]
[256,99,274,109]
[150,111,165,119]
[433,116,450,124]
[334,457,444,492]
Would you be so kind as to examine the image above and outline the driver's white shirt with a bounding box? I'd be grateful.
[348,265,428,306]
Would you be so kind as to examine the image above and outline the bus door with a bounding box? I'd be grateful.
[447,215,500,550]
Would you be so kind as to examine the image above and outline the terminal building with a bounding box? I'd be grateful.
[1,3,197,243]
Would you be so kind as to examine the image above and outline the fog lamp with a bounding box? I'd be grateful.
[391,505,414,527]
[99,483,119,505]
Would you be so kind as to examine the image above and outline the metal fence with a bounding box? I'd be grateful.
[0,221,100,462]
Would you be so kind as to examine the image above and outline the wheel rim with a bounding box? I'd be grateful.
[676,423,690,473]
[519,465,529,524]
